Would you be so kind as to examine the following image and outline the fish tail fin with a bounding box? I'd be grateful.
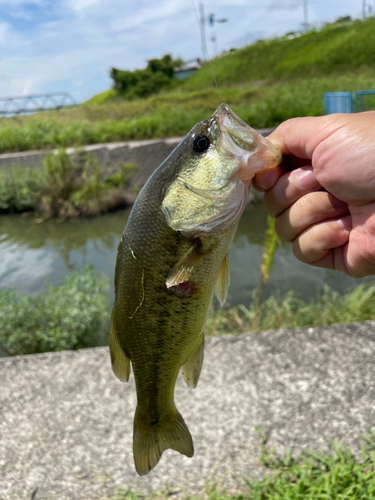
[133,406,194,476]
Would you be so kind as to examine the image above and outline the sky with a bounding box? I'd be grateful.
[0,0,371,103]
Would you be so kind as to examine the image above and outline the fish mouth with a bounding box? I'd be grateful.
[213,103,282,183]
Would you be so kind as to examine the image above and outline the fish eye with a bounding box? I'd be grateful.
[192,135,210,153]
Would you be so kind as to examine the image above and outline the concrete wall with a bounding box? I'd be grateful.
[0,128,275,195]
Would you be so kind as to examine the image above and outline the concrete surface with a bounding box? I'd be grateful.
[1,321,375,500]
[0,129,276,187]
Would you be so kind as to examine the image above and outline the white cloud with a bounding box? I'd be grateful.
[0,0,366,102]
[110,0,187,31]
[0,22,10,45]
[66,0,102,16]
[268,2,300,11]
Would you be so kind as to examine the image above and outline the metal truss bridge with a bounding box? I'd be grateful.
[0,93,77,116]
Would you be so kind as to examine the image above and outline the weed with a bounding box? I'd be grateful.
[0,166,44,213]
[0,151,137,217]
[108,432,375,499]
[205,282,375,336]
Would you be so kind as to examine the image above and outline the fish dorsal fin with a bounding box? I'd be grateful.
[109,308,131,382]
[166,244,202,288]
[215,254,230,306]
[182,335,205,389]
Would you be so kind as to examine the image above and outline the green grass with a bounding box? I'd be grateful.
[181,17,375,89]
[0,17,374,153]
[205,282,375,337]
[107,432,375,500]
[83,88,120,105]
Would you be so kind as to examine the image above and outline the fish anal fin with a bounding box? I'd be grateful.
[166,245,202,288]
[215,254,230,306]
[133,406,194,476]
[182,336,205,389]
[109,308,131,382]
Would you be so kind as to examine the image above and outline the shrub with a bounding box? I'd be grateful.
[39,150,137,218]
[0,151,137,217]
[0,167,44,213]
[0,267,109,356]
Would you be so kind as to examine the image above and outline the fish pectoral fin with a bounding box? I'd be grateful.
[109,308,131,382]
[166,244,202,288]
[182,335,205,389]
[133,406,194,476]
[215,254,230,306]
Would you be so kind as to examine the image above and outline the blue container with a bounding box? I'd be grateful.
[323,92,352,114]
[352,90,375,112]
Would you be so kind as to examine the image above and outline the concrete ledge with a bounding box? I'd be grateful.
[1,321,375,499]
[0,128,276,185]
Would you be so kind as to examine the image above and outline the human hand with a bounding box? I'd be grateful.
[252,111,375,278]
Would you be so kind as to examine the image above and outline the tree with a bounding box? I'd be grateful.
[110,54,183,99]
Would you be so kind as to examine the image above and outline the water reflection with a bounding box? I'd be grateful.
[0,202,371,307]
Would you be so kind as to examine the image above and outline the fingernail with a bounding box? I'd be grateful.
[296,169,321,190]
[337,215,352,232]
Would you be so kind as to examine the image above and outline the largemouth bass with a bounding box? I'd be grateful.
[109,104,281,475]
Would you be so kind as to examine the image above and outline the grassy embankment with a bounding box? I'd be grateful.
[0,16,375,153]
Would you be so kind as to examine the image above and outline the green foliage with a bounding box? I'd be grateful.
[110,54,182,99]
[205,282,375,336]
[241,432,375,499]
[43,148,81,200]
[40,150,137,217]
[104,162,137,188]
[146,54,181,78]
[0,268,109,356]
[0,151,136,216]
[0,167,44,213]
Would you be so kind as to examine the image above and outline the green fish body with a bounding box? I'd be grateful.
[109,104,281,475]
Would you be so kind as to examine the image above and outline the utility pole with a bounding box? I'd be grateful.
[302,0,309,30]
[199,2,207,61]
[363,0,367,18]
[207,13,228,57]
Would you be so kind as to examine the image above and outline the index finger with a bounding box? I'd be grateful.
[267,115,342,160]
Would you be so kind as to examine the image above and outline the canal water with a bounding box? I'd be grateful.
[0,201,369,310]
